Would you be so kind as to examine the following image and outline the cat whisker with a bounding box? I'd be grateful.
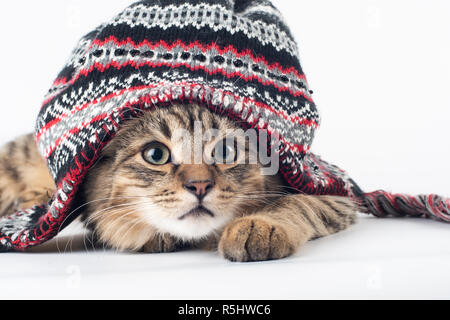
[239,193,289,197]
[236,193,288,199]
[56,203,144,253]
[113,217,147,253]
[100,207,145,253]
[55,195,154,236]
[232,196,281,207]
[72,195,150,213]
[280,185,308,194]
[83,200,161,230]
[86,209,141,253]
[83,200,163,251]
[84,202,146,226]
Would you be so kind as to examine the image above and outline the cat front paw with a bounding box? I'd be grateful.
[142,234,182,253]
[219,217,294,262]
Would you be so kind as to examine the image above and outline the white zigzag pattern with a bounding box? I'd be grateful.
[112,3,298,56]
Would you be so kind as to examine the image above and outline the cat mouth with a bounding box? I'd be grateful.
[178,205,215,220]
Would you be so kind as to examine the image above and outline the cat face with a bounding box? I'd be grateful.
[83,104,281,250]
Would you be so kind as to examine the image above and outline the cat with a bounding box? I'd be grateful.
[0,104,356,262]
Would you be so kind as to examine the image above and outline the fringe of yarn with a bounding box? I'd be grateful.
[359,191,450,223]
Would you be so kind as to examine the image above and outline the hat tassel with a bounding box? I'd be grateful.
[359,191,450,223]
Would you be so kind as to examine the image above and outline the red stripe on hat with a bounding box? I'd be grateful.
[91,37,307,82]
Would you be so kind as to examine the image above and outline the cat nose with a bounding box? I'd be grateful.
[183,180,215,200]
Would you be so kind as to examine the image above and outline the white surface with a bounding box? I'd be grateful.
[1,214,450,300]
[0,0,449,299]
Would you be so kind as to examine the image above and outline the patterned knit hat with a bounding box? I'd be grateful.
[0,0,448,252]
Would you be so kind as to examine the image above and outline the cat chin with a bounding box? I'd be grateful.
[140,205,232,241]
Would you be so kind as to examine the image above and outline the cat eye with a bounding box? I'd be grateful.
[212,139,238,164]
[142,142,171,165]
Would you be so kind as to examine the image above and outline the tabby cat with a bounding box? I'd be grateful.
[0,104,356,262]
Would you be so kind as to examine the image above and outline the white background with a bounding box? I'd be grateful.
[0,0,449,299]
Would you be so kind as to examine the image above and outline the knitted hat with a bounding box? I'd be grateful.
[0,0,448,252]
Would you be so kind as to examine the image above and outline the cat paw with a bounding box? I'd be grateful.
[219,217,294,262]
[142,234,182,253]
